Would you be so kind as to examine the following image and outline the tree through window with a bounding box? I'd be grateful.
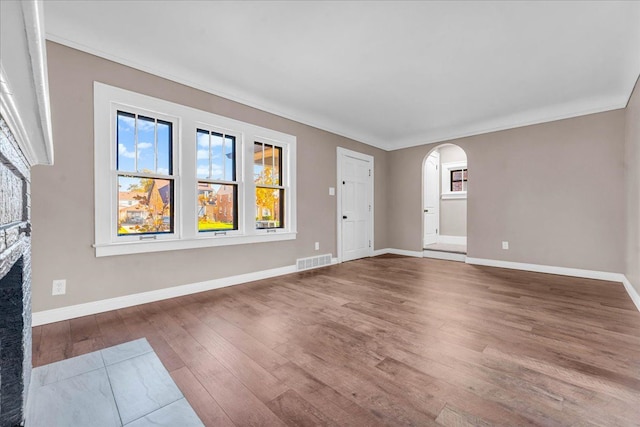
[116,111,174,235]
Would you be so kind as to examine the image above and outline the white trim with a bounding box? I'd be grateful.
[0,1,53,165]
[441,193,467,200]
[33,257,639,326]
[32,263,300,326]
[93,82,297,256]
[621,275,640,312]
[466,258,640,312]
[46,33,385,152]
[20,0,54,164]
[45,34,629,153]
[437,235,467,245]
[423,250,466,262]
[388,102,627,151]
[0,68,32,161]
[336,147,374,263]
[465,257,623,282]
[441,160,467,199]
[372,248,423,258]
[94,232,297,257]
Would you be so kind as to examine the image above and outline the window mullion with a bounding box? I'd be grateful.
[134,114,138,172]
[154,119,158,173]
[222,134,226,182]
[208,131,212,179]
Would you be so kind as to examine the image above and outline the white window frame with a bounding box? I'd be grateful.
[94,82,296,257]
[441,161,467,200]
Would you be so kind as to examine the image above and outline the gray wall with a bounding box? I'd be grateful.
[31,42,389,312]
[32,41,632,314]
[389,110,626,273]
[625,77,640,295]
[438,145,467,237]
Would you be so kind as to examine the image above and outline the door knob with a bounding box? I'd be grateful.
[343,215,348,219]
[424,209,429,213]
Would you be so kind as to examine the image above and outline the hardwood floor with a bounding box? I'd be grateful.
[33,256,640,426]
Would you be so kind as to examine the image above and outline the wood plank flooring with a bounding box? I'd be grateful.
[33,256,640,426]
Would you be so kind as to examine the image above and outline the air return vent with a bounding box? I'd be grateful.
[296,254,333,271]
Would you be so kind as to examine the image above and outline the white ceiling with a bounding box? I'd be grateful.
[44,1,640,151]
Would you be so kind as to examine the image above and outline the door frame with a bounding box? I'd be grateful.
[423,150,440,247]
[421,143,469,251]
[337,147,374,263]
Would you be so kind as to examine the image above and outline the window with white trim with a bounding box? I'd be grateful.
[196,128,238,233]
[441,161,467,200]
[116,110,177,239]
[94,82,296,257]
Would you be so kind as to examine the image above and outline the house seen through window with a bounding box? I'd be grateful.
[196,129,237,232]
[116,111,174,236]
[94,82,297,257]
[450,168,468,192]
[254,142,284,229]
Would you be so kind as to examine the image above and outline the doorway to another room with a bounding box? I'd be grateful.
[422,144,467,261]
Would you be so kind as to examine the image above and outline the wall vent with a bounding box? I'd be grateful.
[296,254,333,271]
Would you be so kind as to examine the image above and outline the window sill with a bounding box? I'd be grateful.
[94,232,297,257]
[441,192,467,200]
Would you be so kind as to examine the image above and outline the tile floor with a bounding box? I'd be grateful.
[26,338,203,427]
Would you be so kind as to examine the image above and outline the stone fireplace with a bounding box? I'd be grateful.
[0,117,32,426]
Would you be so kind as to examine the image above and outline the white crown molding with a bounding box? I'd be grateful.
[46,33,631,154]
[33,263,297,326]
[45,33,389,151]
[392,101,627,151]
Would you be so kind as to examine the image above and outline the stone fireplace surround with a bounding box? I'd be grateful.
[0,117,32,426]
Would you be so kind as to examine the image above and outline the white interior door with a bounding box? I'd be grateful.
[338,148,373,262]
[424,151,440,246]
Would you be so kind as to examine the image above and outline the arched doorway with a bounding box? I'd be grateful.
[422,144,467,261]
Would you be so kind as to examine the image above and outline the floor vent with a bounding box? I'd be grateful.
[296,254,333,271]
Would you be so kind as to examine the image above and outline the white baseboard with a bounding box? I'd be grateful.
[32,264,297,326]
[465,257,623,282]
[372,248,423,258]
[621,275,640,312]
[465,257,640,312]
[34,255,640,326]
[437,235,467,245]
[423,250,466,262]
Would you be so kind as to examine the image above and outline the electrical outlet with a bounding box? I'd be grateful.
[52,279,66,295]
[502,241,509,250]
[315,242,320,250]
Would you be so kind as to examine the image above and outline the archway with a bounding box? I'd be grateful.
[422,144,468,261]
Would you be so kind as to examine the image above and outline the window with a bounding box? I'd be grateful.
[441,161,467,200]
[254,142,284,229]
[94,82,296,257]
[197,129,237,232]
[450,168,467,192]
[116,111,175,237]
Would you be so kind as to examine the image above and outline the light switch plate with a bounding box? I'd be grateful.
[329,187,335,196]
